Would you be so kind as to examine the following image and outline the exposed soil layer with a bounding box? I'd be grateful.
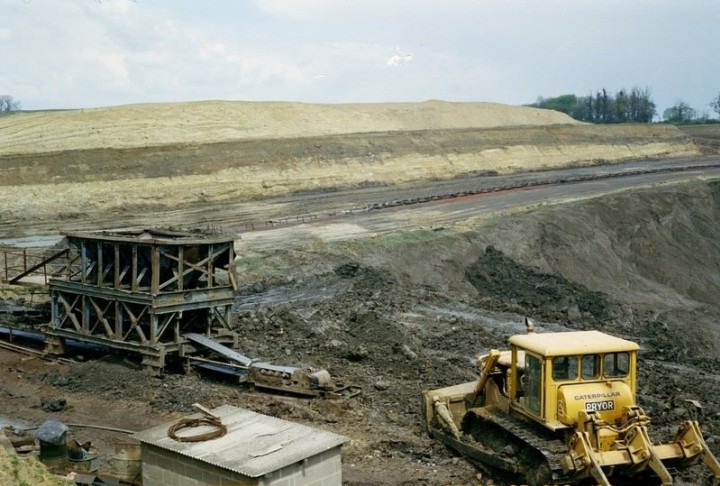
[0,124,694,186]
[0,107,701,238]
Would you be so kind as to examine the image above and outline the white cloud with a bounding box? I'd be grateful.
[252,0,438,22]
[387,48,414,67]
[1,0,327,107]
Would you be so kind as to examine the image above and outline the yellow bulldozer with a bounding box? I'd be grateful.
[422,319,720,485]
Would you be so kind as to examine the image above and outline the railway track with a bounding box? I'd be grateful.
[0,323,75,363]
[247,160,720,230]
[2,157,719,248]
[0,336,74,365]
[0,338,46,358]
[362,161,720,211]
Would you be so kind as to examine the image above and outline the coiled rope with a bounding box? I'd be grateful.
[167,403,227,442]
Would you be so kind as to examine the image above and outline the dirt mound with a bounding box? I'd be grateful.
[466,245,618,327]
[0,100,579,155]
[35,356,242,415]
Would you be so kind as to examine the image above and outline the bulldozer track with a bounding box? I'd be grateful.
[474,407,573,485]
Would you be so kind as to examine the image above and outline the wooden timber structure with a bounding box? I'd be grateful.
[45,229,238,371]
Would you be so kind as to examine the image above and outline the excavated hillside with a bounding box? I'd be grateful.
[0,101,703,235]
[223,177,720,485]
[1,101,720,485]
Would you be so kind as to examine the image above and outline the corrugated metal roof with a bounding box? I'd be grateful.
[131,405,348,478]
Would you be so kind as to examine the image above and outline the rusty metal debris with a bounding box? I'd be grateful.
[184,333,361,398]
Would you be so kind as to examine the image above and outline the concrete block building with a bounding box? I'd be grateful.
[132,405,348,486]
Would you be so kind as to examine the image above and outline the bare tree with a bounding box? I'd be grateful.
[711,92,720,119]
[0,95,21,114]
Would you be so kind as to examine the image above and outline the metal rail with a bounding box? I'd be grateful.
[184,332,253,366]
[0,339,45,358]
[0,337,74,364]
[242,161,720,231]
[1,247,67,285]
[185,333,305,377]
[362,162,720,212]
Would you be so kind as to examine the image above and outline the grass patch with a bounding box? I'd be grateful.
[0,449,73,486]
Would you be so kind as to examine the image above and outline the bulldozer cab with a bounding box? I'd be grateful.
[507,330,639,430]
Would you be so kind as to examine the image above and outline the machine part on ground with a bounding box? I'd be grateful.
[421,319,720,486]
[184,333,361,398]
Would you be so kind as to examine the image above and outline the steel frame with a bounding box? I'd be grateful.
[46,230,238,371]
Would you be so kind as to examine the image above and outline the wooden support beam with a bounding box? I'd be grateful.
[132,244,139,292]
[114,243,120,289]
[96,241,103,287]
[82,294,90,333]
[178,246,184,291]
[151,246,160,294]
[89,297,114,337]
[81,240,87,284]
[56,293,82,332]
[155,312,176,343]
[115,298,122,340]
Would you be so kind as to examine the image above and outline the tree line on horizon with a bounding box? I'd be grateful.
[530,88,720,125]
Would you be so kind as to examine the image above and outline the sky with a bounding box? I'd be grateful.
[1,0,719,117]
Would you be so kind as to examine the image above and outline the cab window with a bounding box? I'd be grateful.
[552,356,578,381]
[581,354,600,379]
[604,352,630,377]
[524,354,542,415]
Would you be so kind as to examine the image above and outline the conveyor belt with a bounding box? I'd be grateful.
[184,333,297,374]
[184,333,253,366]
[183,332,360,399]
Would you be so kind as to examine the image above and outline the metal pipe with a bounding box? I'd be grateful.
[20,423,137,435]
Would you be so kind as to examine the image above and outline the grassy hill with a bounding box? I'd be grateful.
[0,100,579,155]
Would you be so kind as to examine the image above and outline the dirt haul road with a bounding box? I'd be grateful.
[1,101,720,485]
